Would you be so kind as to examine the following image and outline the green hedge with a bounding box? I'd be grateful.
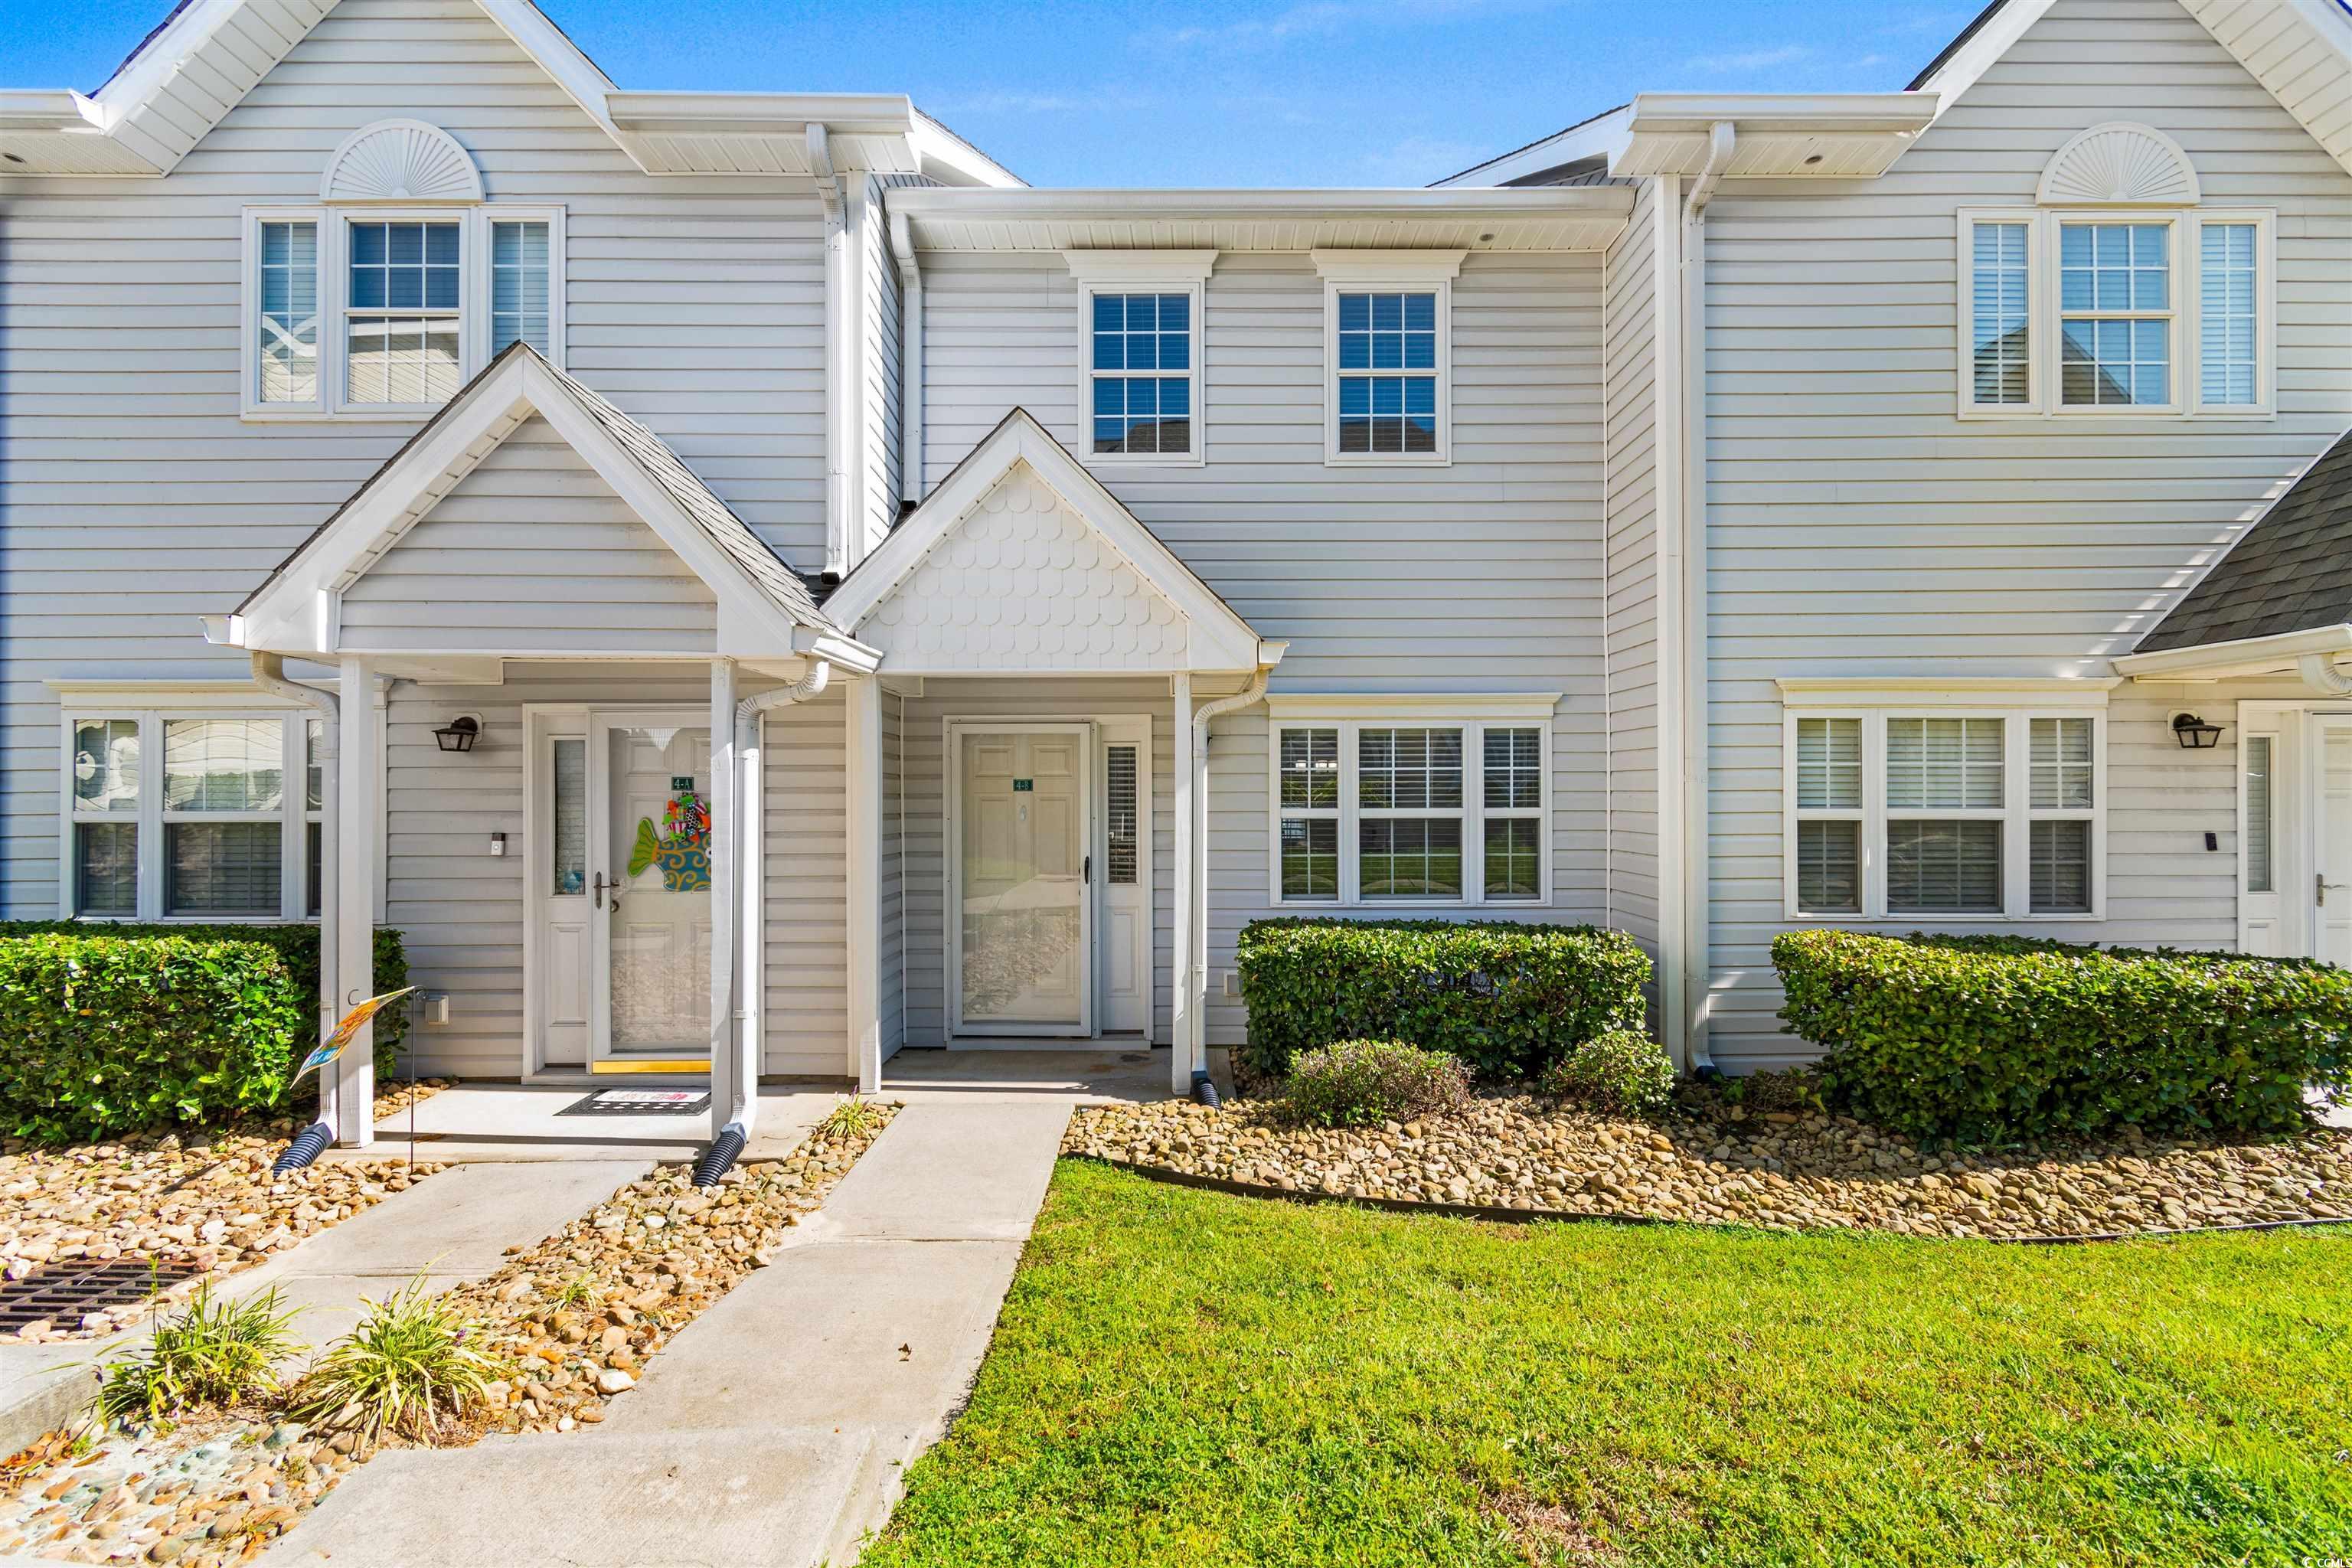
[1773,929,2352,1140]
[0,923,410,1143]
[1235,919,1650,1083]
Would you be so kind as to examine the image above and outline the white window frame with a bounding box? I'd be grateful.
[60,706,318,923]
[1778,685,2111,923]
[1312,250,1462,468]
[1063,250,1213,469]
[1265,694,1556,908]
[1955,207,2274,422]
[240,204,566,422]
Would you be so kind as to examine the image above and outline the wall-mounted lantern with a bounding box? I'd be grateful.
[433,714,482,754]
[2171,713,2223,750]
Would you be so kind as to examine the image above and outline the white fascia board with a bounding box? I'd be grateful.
[84,0,244,128]
[1430,106,1632,188]
[825,410,1265,671]
[0,90,100,132]
[910,111,1025,188]
[792,628,884,675]
[886,186,1629,219]
[1909,0,2058,111]
[475,0,623,136]
[603,92,915,139]
[1627,93,1939,137]
[2111,625,2352,680]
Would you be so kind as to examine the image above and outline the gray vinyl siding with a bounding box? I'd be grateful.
[1602,177,1662,952]
[893,679,1175,1047]
[1698,0,2352,1065]
[860,175,906,551]
[0,0,827,917]
[918,249,1612,1047]
[382,665,851,1080]
[339,417,717,654]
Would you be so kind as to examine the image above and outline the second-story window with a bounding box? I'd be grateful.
[1312,250,1460,466]
[1090,292,1193,456]
[345,219,464,406]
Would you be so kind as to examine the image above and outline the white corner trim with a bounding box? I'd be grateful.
[1774,676,2121,709]
[1062,249,1217,283]
[1310,248,1467,282]
[1265,691,1562,720]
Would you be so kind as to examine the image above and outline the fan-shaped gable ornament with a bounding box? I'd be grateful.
[2037,122,2200,207]
[320,119,484,204]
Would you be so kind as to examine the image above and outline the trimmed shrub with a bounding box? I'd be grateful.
[1236,919,1650,1084]
[1774,929,2352,1140]
[1537,1031,1675,1116]
[0,923,410,1143]
[1279,1040,1470,1129]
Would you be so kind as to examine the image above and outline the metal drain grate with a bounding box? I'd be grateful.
[557,1088,712,1119]
[0,1257,201,1333]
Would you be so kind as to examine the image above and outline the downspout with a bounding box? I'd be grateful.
[1679,121,1733,1074]
[810,122,851,577]
[890,208,924,512]
[1185,666,1272,1098]
[250,652,342,1172]
[696,657,834,1187]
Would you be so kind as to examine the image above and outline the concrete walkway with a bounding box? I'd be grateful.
[273,1059,1106,1568]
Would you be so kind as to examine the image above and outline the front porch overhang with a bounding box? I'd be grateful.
[2112,624,2352,688]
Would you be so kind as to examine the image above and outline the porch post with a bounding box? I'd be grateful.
[846,675,883,1093]
[332,655,377,1148]
[708,658,749,1139]
[1170,672,1194,1094]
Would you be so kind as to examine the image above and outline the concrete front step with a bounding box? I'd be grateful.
[266,1426,891,1568]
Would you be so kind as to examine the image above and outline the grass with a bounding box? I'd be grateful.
[862,1161,2352,1568]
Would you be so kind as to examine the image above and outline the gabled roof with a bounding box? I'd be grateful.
[2127,430,2352,658]
[824,409,1276,676]
[0,0,1021,184]
[227,344,866,664]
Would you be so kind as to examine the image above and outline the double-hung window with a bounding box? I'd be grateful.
[1782,690,2105,921]
[1269,698,1552,906]
[1958,205,2274,419]
[1063,250,1211,466]
[62,709,322,922]
[1313,250,1459,466]
[243,206,565,419]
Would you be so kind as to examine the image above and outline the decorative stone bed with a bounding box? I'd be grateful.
[0,1102,898,1566]
[1063,1096,2352,1241]
[0,1083,453,1345]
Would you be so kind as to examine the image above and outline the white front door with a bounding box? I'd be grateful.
[1097,720,1152,1035]
[953,724,1093,1035]
[2316,718,2352,966]
[588,712,715,1069]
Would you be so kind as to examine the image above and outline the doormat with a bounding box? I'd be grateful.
[0,1257,203,1334]
[557,1088,713,1118]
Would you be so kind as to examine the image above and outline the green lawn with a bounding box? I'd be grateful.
[863,1161,2352,1568]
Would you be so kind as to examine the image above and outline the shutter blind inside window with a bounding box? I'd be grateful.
[492,220,552,358]
[1106,746,1138,885]
[77,824,137,916]
[2030,717,2093,808]
[1971,221,2030,404]
[2200,222,2258,407]
[167,822,283,916]
[257,220,319,404]
[2030,819,2091,913]
[2246,736,2273,893]
[1887,820,2002,913]
[1886,717,2003,809]
[1795,717,1862,809]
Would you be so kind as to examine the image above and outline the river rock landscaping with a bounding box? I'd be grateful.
[0,1100,898,1566]
[1063,1093,2352,1239]
[0,1083,452,1345]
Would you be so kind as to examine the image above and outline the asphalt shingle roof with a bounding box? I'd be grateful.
[2134,429,2352,654]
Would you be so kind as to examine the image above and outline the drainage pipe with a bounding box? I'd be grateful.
[250,653,346,1140]
[1184,666,1272,1086]
[697,658,835,1187]
[890,207,924,511]
[810,122,851,576]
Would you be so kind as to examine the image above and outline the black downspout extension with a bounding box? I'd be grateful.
[693,1121,749,1188]
[274,1120,334,1174]
[1190,1069,1220,1109]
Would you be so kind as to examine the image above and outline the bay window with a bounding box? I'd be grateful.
[61,710,321,922]
[1782,693,2105,921]
[1269,699,1552,906]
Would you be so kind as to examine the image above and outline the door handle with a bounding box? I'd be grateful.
[2322,874,2348,906]
[1083,854,1092,882]
[593,871,621,912]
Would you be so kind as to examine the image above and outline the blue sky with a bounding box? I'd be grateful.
[14,0,1982,186]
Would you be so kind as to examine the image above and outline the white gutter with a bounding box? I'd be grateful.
[713,657,835,1146]
[247,652,342,1123]
[1184,665,1276,1088]
[2301,655,2352,696]
[1678,123,1733,1073]
[809,122,851,577]
[890,208,924,511]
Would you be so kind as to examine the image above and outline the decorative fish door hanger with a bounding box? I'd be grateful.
[629,775,712,892]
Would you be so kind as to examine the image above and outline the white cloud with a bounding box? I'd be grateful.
[1684,43,1811,74]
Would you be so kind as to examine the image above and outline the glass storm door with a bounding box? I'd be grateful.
[588,714,715,1069]
[956,725,1092,1034]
